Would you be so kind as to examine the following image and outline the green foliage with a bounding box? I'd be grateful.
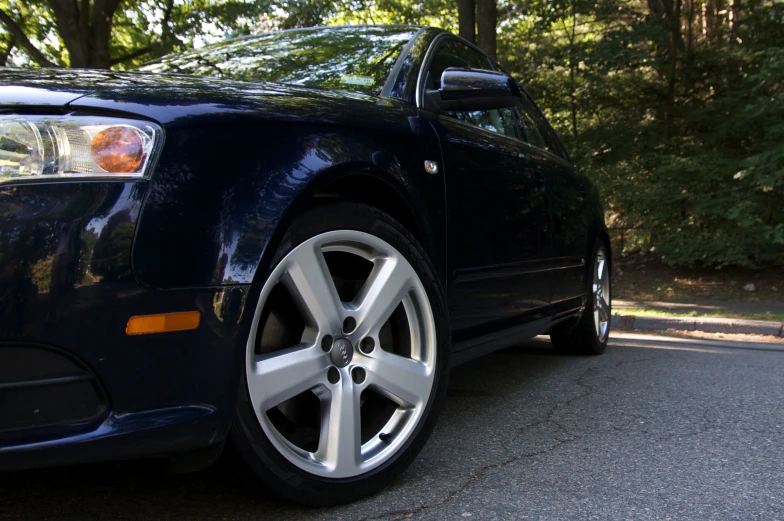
[0,0,270,68]
[505,0,784,267]
[1,1,66,66]
[109,0,269,68]
[329,0,457,28]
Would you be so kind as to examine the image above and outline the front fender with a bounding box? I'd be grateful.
[131,117,445,289]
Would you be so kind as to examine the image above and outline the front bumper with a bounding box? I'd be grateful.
[0,180,252,470]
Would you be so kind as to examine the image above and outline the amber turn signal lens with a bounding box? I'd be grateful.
[126,311,201,336]
[91,126,144,173]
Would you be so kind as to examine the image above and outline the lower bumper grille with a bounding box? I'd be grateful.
[0,344,109,441]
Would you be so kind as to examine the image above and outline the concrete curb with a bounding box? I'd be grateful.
[611,314,784,337]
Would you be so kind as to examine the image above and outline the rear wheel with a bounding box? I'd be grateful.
[551,241,611,355]
[232,202,449,505]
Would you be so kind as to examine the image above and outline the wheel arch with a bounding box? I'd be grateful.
[132,120,446,291]
[586,210,612,269]
[580,213,612,309]
[251,159,446,290]
[598,228,612,264]
[303,172,425,247]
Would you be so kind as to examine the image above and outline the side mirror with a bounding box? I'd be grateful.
[424,68,521,113]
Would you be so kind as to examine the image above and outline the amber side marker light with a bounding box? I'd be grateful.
[126,311,201,336]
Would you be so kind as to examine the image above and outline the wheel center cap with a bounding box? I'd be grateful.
[330,337,354,368]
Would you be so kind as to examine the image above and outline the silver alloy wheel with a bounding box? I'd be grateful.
[593,247,611,341]
[246,230,437,479]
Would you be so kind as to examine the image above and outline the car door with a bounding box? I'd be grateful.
[515,92,589,312]
[419,37,551,348]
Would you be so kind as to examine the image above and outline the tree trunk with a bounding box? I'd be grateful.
[2,0,163,68]
[686,0,695,104]
[687,0,694,59]
[730,0,740,35]
[46,0,122,68]
[476,0,497,62]
[705,0,717,43]
[90,0,117,68]
[47,0,90,66]
[727,0,742,87]
[457,0,476,44]
[665,0,682,138]
[0,40,13,66]
[647,0,668,80]
[568,0,578,137]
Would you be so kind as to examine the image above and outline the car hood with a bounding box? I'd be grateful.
[0,68,397,126]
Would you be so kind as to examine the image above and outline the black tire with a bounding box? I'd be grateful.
[231,201,450,506]
[550,240,611,355]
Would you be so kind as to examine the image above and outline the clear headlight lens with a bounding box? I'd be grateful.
[0,115,161,183]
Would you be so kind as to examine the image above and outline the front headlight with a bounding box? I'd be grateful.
[0,115,161,184]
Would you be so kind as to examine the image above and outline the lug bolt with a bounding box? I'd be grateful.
[321,335,333,352]
[327,366,340,384]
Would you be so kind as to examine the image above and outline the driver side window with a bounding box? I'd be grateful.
[426,39,491,89]
[516,94,558,155]
[426,39,518,139]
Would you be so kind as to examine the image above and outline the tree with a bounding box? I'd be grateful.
[501,0,784,266]
[2,0,782,267]
[457,0,475,43]
[476,0,496,61]
[0,0,271,68]
[0,3,59,66]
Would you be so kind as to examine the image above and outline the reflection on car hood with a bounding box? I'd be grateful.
[0,68,389,124]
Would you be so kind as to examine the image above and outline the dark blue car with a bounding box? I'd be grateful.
[0,25,611,505]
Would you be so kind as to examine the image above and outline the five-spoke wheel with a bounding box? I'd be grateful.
[247,230,437,478]
[232,203,448,505]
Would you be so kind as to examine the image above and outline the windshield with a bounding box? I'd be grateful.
[138,26,419,96]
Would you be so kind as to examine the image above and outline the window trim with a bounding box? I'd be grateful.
[415,33,495,110]
[380,27,428,101]
[416,34,523,141]
[514,89,571,162]
[414,33,575,164]
[511,99,548,150]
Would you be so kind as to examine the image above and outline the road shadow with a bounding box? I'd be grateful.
[0,337,578,520]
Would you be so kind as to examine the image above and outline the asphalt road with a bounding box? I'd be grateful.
[2,332,783,521]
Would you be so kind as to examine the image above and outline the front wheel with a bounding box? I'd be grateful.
[232,202,449,505]
[551,241,611,355]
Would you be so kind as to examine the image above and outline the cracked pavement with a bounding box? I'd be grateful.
[2,332,784,521]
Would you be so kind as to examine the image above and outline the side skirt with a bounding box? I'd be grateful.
[449,310,584,367]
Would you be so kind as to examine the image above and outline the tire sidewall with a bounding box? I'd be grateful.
[231,202,450,505]
[588,240,611,352]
